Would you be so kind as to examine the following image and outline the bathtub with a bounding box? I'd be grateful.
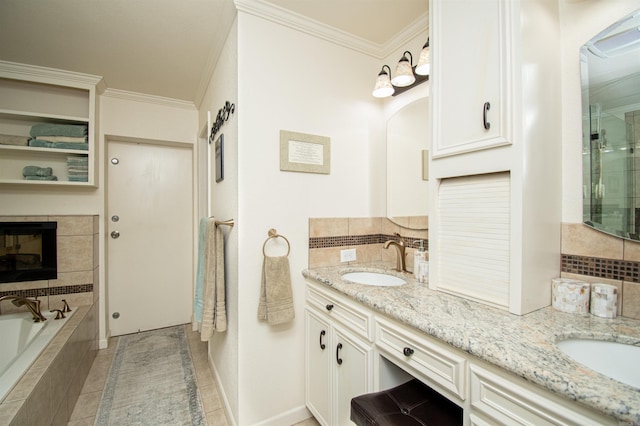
[0,308,75,402]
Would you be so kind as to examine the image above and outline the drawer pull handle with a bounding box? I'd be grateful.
[325,304,334,311]
[336,343,343,365]
[403,347,414,356]
[319,330,326,350]
[483,101,491,130]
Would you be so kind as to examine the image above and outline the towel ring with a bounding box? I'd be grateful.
[262,228,290,257]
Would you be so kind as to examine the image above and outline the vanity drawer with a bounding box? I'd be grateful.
[469,363,616,426]
[375,316,466,400]
[306,282,373,341]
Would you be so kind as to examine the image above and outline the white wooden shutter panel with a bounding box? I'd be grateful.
[437,172,510,309]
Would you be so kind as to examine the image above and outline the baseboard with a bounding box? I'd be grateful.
[250,405,314,426]
[208,352,238,426]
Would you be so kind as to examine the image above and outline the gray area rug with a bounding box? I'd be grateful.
[94,326,205,425]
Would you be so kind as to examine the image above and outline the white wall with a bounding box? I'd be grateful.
[197,17,241,423]
[232,11,383,425]
[560,0,640,223]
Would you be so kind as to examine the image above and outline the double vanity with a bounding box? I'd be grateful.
[303,263,640,425]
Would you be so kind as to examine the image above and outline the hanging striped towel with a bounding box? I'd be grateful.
[193,217,209,324]
[201,220,227,341]
[258,255,294,325]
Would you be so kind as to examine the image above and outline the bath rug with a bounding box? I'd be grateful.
[94,326,205,426]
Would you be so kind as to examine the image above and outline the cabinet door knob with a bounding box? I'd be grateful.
[483,102,491,130]
[319,330,326,350]
[403,347,414,356]
[336,343,343,365]
[325,304,334,311]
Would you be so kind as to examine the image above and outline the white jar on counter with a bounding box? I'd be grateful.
[590,283,617,318]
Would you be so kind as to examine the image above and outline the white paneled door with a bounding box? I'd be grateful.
[107,139,193,336]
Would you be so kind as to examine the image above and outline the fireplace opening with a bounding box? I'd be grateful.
[0,222,57,284]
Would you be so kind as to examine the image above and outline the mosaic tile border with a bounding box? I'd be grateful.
[561,254,640,283]
[0,284,93,298]
[309,234,429,249]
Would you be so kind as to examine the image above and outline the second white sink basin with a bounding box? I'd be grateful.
[341,272,406,287]
[556,339,640,388]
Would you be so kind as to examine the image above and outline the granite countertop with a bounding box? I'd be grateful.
[302,262,640,424]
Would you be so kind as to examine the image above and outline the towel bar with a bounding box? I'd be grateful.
[262,228,290,257]
[213,218,234,227]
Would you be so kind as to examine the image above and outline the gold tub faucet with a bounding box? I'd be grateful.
[0,295,47,322]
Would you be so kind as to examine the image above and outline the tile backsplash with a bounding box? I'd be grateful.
[308,217,428,271]
[307,218,640,320]
[0,215,98,312]
[561,223,640,320]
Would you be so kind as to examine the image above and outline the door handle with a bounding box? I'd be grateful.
[319,330,326,350]
[336,343,343,365]
[111,230,120,239]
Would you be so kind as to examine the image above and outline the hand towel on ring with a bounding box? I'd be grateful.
[258,255,294,325]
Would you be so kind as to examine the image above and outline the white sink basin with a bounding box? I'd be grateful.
[341,272,406,287]
[556,339,640,388]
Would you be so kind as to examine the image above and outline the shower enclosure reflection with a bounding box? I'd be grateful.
[582,9,640,240]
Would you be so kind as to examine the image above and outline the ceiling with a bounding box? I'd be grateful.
[0,0,428,104]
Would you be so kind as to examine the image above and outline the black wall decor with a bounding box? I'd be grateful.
[209,101,235,144]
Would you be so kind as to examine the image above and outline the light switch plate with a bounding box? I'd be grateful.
[340,248,356,262]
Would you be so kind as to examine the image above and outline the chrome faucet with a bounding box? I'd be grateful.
[0,295,47,322]
[384,233,407,272]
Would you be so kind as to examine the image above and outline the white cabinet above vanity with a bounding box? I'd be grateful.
[429,0,563,315]
[431,0,510,157]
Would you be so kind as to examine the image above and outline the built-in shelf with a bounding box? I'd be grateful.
[0,61,101,187]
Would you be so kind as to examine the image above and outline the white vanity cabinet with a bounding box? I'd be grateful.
[304,283,373,426]
[0,61,102,186]
[429,0,563,315]
[304,278,622,425]
[469,363,616,426]
[375,316,466,403]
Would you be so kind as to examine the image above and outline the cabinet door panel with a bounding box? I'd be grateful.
[433,0,511,157]
[334,328,372,426]
[305,309,331,426]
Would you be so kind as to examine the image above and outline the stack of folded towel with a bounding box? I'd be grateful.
[28,123,88,151]
[0,134,30,146]
[22,165,57,181]
[67,156,89,182]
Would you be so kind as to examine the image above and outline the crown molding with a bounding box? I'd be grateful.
[102,88,197,110]
[0,60,104,91]
[234,0,427,59]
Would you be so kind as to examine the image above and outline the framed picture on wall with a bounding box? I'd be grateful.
[215,134,224,183]
[279,130,330,174]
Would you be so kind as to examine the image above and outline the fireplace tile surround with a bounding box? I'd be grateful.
[0,215,98,313]
[309,217,640,320]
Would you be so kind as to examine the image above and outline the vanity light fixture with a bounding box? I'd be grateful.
[391,51,416,87]
[415,38,430,76]
[372,39,430,98]
[372,65,395,98]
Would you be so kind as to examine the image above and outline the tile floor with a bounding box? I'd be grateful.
[67,325,319,426]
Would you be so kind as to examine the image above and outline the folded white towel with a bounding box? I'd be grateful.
[258,256,294,325]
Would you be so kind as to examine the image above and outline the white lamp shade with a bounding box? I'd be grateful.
[391,59,415,87]
[372,72,394,98]
[415,45,430,76]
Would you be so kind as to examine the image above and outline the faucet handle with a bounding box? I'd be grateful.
[61,299,72,313]
[50,309,65,320]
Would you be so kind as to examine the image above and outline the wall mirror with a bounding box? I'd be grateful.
[387,97,430,229]
[582,9,640,240]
